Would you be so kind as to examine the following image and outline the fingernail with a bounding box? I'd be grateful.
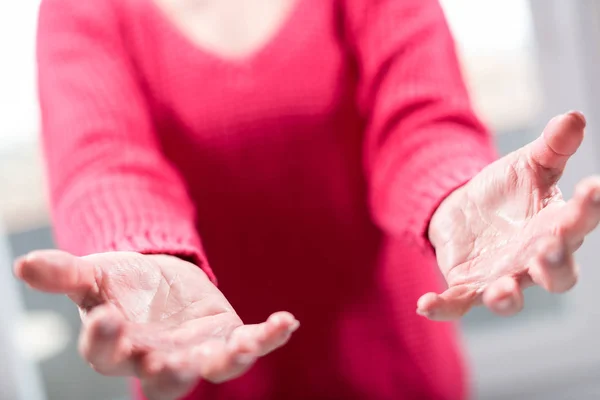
[23,252,38,263]
[14,254,35,278]
[235,353,255,364]
[416,308,433,318]
[269,314,282,326]
[592,190,600,204]
[13,257,26,278]
[14,255,26,265]
[496,298,513,312]
[546,248,564,266]
[288,320,300,333]
[566,110,587,127]
[174,371,196,384]
[97,320,119,337]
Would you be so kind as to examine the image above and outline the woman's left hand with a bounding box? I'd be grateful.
[421,111,600,320]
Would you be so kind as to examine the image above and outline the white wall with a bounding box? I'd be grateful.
[0,0,40,153]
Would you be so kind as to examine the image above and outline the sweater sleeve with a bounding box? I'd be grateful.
[36,0,215,282]
[344,0,497,243]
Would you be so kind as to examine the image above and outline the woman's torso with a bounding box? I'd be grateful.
[116,0,466,398]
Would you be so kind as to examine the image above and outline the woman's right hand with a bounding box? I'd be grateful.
[14,250,299,400]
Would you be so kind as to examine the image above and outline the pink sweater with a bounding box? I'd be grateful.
[37,0,496,398]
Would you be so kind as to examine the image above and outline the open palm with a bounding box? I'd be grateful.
[419,111,600,320]
[14,251,298,400]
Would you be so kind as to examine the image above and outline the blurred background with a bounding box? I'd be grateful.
[2,0,600,399]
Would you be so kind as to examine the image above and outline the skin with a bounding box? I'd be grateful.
[13,113,598,398]
[424,111,600,319]
[21,1,597,398]
[15,252,298,400]
[150,0,296,59]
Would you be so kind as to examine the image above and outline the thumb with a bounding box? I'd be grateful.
[525,111,586,184]
[14,250,97,298]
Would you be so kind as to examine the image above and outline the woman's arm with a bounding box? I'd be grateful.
[37,0,215,281]
[343,0,600,320]
[20,5,298,391]
[344,0,496,243]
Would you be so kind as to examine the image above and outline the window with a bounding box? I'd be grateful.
[440,0,566,329]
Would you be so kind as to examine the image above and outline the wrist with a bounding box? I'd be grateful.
[141,247,216,284]
[428,183,467,250]
[145,253,200,268]
[145,253,213,282]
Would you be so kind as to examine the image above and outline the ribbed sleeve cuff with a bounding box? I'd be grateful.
[59,227,217,284]
[371,126,496,244]
[105,231,217,284]
[53,184,217,284]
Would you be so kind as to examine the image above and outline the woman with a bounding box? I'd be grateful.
[15,0,600,399]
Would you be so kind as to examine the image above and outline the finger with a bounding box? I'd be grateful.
[416,285,481,321]
[140,353,197,400]
[177,312,299,384]
[79,304,135,376]
[528,236,577,293]
[555,176,600,249]
[526,111,586,184]
[141,340,245,390]
[14,250,97,300]
[482,276,524,317]
[194,340,253,384]
[228,311,299,356]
